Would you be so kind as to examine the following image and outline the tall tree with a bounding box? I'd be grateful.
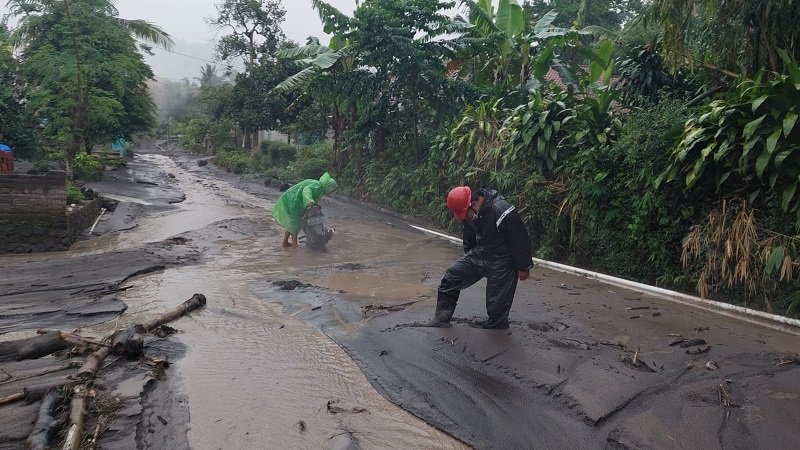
[207,0,287,148]
[0,23,37,157]
[208,0,286,69]
[196,64,224,88]
[8,0,173,178]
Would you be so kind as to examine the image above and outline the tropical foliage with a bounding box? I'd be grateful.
[6,0,799,314]
[4,0,173,178]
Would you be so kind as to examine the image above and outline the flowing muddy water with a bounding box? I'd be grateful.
[82,153,466,449]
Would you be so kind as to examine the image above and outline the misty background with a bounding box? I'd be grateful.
[2,0,359,80]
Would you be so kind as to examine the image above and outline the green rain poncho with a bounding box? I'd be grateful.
[272,172,338,234]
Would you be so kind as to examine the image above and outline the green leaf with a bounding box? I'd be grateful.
[752,95,768,113]
[743,114,767,140]
[777,49,800,85]
[766,246,785,274]
[496,0,524,38]
[714,141,731,161]
[756,152,771,177]
[716,170,731,189]
[784,112,798,136]
[775,149,792,168]
[701,142,716,159]
[783,183,797,212]
[533,10,558,33]
[766,127,782,154]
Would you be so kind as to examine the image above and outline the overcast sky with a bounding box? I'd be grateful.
[2,0,472,80]
[0,0,360,79]
[116,0,358,46]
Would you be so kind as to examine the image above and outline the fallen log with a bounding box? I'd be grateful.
[110,327,143,358]
[0,392,24,406]
[63,385,86,450]
[26,390,63,450]
[36,330,111,349]
[78,345,111,380]
[0,332,69,362]
[135,293,207,333]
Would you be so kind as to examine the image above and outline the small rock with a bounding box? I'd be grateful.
[197,159,208,167]
[705,360,719,371]
[168,172,176,178]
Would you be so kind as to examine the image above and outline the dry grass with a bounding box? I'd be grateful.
[682,198,800,303]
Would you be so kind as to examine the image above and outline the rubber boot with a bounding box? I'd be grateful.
[469,318,510,329]
[422,294,457,327]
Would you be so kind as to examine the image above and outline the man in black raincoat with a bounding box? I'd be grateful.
[428,186,533,329]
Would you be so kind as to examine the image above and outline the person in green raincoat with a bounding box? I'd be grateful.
[272,172,338,247]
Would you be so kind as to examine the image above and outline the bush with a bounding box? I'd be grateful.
[260,140,297,167]
[214,149,257,174]
[74,152,102,180]
[66,183,84,204]
[564,99,694,282]
[288,158,329,180]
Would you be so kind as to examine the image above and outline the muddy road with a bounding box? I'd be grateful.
[2,147,799,449]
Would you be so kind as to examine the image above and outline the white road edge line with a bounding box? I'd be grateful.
[408,223,800,335]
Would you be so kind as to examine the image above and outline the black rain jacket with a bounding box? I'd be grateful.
[461,189,533,271]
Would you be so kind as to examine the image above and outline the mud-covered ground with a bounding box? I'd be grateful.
[1,145,798,449]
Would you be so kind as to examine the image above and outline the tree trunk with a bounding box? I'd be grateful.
[243,126,252,149]
[135,293,207,334]
[63,385,86,450]
[78,345,111,380]
[0,331,69,362]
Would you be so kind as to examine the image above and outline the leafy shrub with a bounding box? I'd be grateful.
[175,117,236,152]
[66,183,84,204]
[287,158,329,180]
[74,152,102,180]
[260,140,297,167]
[660,51,800,219]
[214,149,257,174]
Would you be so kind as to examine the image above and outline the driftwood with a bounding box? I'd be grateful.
[135,294,207,333]
[78,345,111,380]
[36,330,111,349]
[77,326,142,380]
[63,385,86,450]
[0,392,24,406]
[110,327,143,358]
[26,390,63,450]
[0,332,69,362]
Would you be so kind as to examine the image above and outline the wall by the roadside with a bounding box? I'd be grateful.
[0,171,98,254]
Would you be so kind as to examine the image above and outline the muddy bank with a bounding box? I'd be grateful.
[0,154,199,449]
[0,238,197,335]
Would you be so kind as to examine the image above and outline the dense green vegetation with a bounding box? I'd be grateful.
[3,0,799,315]
[1,0,172,178]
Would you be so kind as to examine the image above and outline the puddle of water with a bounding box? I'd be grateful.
[317,271,432,300]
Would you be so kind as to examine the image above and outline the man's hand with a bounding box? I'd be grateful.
[517,270,530,281]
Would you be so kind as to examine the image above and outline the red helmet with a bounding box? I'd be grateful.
[447,186,472,221]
